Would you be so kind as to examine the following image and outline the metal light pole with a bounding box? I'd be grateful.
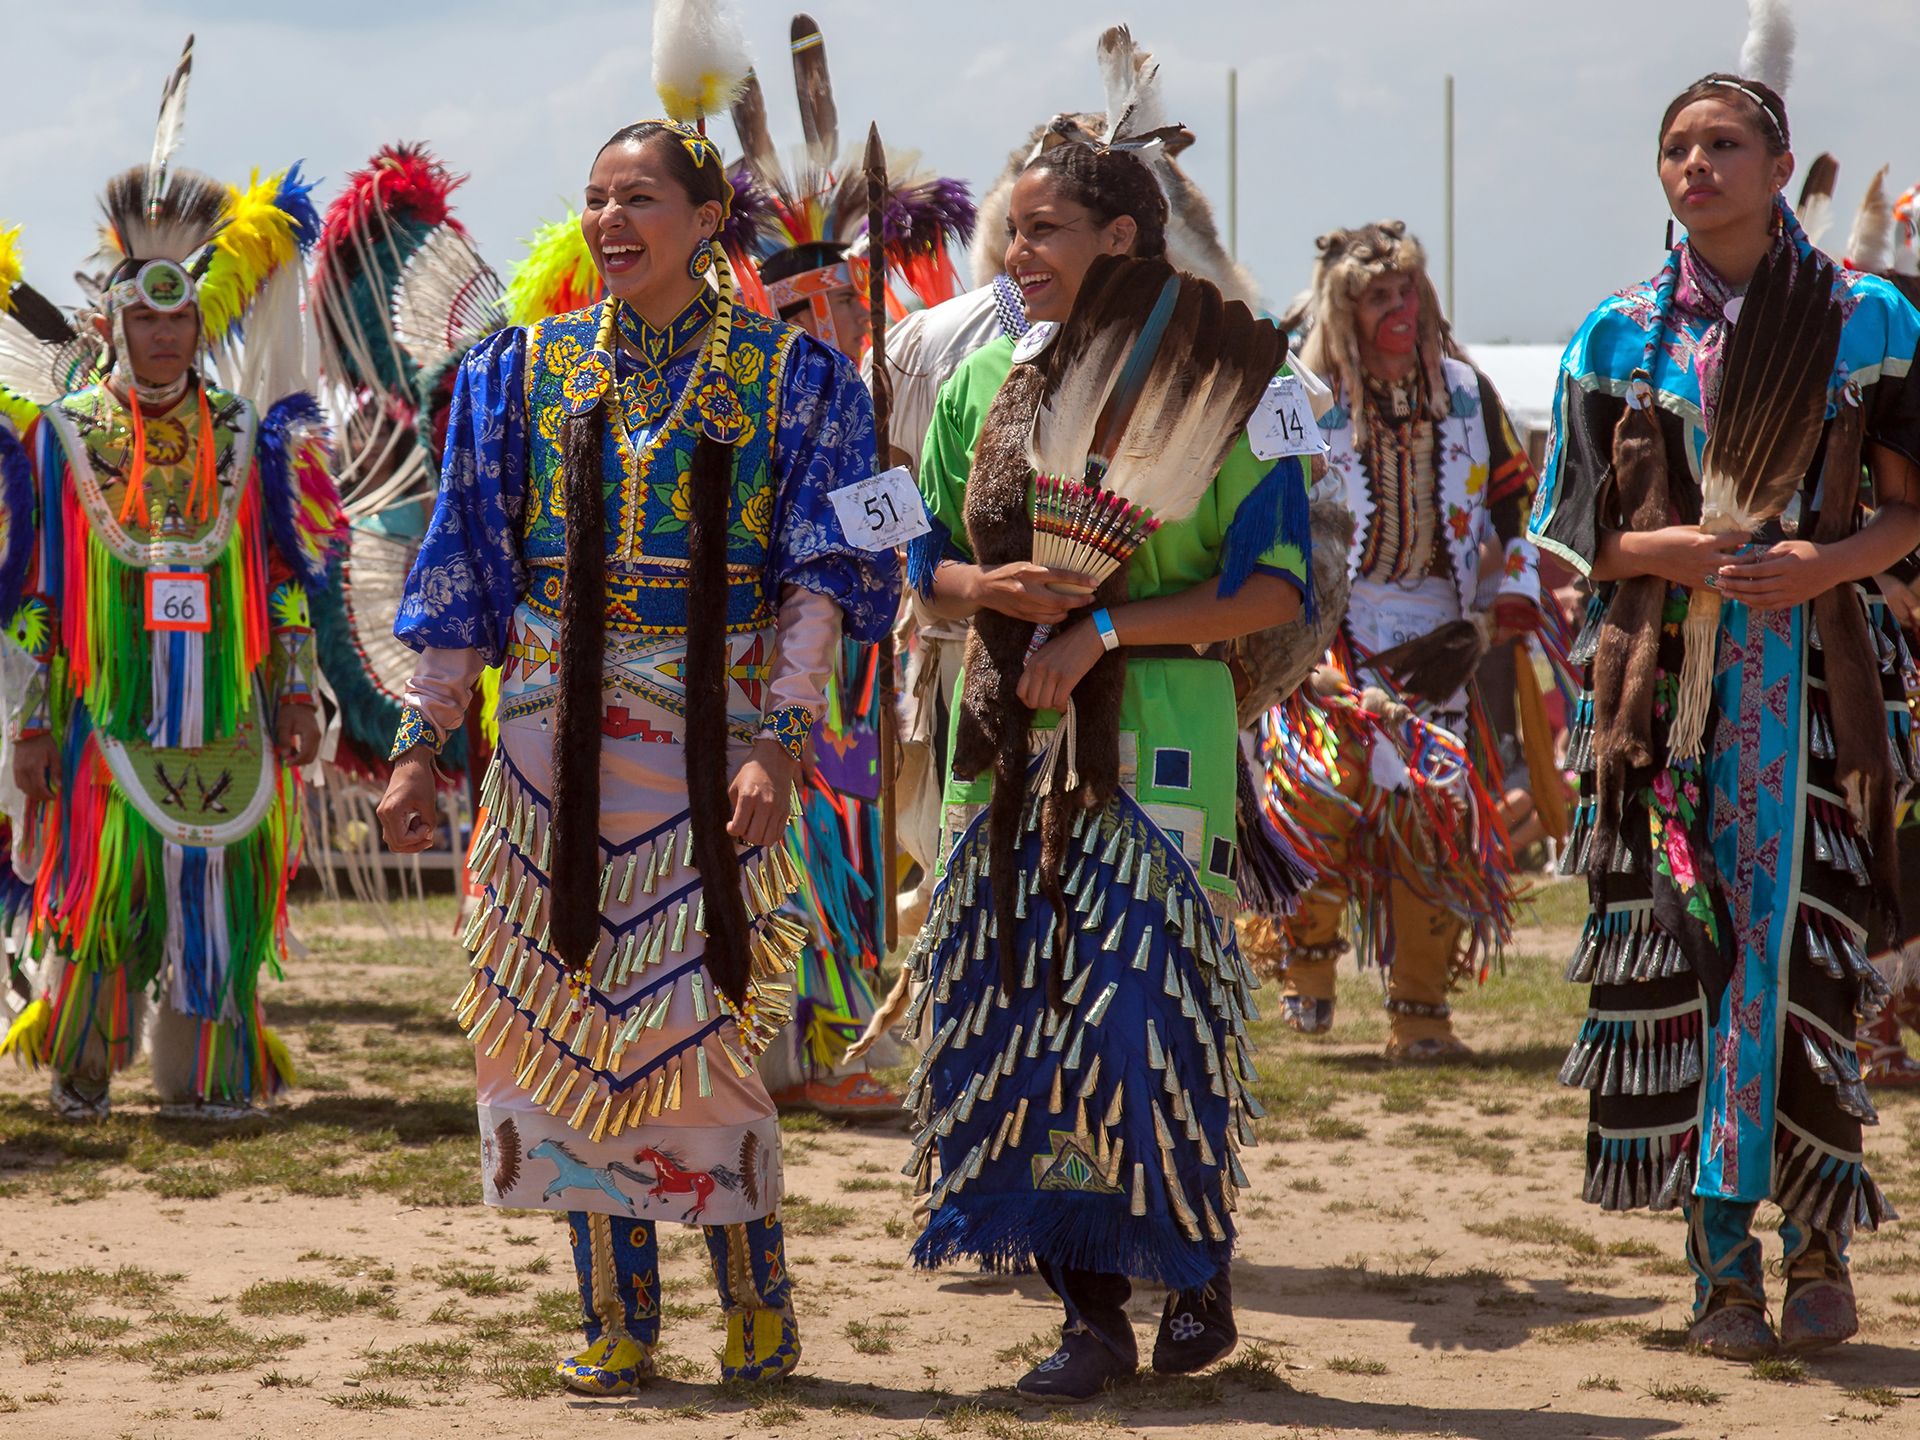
[1444,73,1456,321]
[1227,67,1239,261]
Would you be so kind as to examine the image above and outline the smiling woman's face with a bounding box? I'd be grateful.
[1658,97,1792,240]
[1001,167,1137,325]
[580,135,722,311]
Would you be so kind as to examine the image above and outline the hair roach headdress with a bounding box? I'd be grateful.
[722,12,975,353]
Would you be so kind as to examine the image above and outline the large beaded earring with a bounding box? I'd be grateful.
[688,238,716,281]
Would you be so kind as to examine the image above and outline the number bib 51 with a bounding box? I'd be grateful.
[146,571,213,633]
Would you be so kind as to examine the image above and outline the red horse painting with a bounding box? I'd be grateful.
[634,1146,717,1220]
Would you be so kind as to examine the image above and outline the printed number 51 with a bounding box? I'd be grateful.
[864,490,899,530]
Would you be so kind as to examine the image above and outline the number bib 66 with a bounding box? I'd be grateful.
[146,571,213,634]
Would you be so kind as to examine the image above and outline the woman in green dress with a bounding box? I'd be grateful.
[902,142,1313,1401]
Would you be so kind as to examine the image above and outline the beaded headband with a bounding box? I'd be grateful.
[1698,78,1787,145]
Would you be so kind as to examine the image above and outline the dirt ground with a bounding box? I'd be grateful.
[0,885,1916,1440]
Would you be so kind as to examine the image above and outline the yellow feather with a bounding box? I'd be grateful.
[0,224,22,312]
[0,386,37,432]
[198,170,302,341]
[0,997,50,1067]
[262,1024,298,1089]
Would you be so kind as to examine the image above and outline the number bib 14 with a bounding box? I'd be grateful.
[146,571,213,633]
[828,465,932,551]
[1246,374,1328,462]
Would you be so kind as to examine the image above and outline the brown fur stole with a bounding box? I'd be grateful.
[950,362,1128,995]
[550,408,611,975]
[551,408,752,1005]
[1808,399,1901,927]
[1589,392,1674,870]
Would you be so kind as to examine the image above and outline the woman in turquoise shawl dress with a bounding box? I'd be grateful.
[1531,70,1920,1359]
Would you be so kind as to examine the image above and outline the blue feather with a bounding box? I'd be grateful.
[257,392,332,589]
[273,162,324,254]
[0,424,34,624]
[1217,456,1314,619]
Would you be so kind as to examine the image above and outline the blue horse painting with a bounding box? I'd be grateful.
[529,1138,651,1211]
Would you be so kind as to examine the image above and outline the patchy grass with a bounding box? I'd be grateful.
[845,1317,900,1355]
[781,1194,858,1235]
[130,1310,303,1380]
[325,1388,415,1410]
[1749,1355,1808,1384]
[427,1263,526,1299]
[1577,1374,1622,1392]
[1325,1354,1387,1376]
[353,1338,473,1392]
[237,1278,396,1320]
[1645,1380,1722,1406]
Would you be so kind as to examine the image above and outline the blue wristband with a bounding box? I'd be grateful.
[1090,607,1120,652]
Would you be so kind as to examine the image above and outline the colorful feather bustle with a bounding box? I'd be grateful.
[313,144,464,284]
[652,0,754,125]
[725,13,974,313]
[199,165,321,342]
[312,144,468,396]
[0,229,86,415]
[503,215,600,326]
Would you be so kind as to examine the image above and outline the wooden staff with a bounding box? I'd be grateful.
[865,122,900,952]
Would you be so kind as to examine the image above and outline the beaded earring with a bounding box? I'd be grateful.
[688,238,716,280]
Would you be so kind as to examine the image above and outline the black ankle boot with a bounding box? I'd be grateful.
[1153,1267,1237,1374]
[1017,1319,1138,1402]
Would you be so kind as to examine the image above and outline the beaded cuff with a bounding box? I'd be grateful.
[390,704,447,759]
[759,705,817,763]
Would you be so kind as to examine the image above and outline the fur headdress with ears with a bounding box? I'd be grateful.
[1283,220,1459,445]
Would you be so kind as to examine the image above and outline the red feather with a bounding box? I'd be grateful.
[313,142,468,283]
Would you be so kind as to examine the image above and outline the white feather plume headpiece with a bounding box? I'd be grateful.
[1739,0,1795,95]
[651,0,754,126]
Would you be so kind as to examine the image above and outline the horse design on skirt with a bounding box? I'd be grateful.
[530,1138,649,1211]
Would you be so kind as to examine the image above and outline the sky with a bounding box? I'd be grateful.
[5,0,1919,345]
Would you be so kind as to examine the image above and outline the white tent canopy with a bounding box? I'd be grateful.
[1460,342,1566,439]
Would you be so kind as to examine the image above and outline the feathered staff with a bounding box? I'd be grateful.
[866,122,899,950]
[1667,245,1842,759]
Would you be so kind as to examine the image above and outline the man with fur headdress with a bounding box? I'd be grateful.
[1241,221,1539,1061]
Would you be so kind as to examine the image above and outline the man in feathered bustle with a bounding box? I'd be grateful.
[0,154,345,1117]
[1240,220,1541,1059]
